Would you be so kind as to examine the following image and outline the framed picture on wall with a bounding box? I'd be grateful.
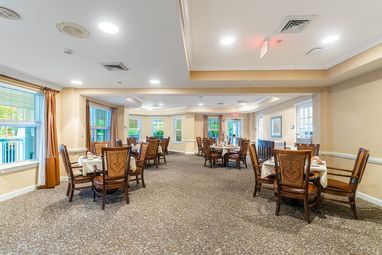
[271,116,282,138]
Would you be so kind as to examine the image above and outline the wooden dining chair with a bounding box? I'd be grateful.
[237,138,243,147]
[59,144,93,202]
[295,143,320,157]
[202,139,223,168]
[127,137,137,146]
[257,139,275,163]
[129,143,148,188]
[249,144,275,197]
[93,141,110,156]
[158,137,170,164]
[228,139,249,169]
[322,147,370,219]
[145,138,160,168]
[274,149,320,223]
[93,146,132,210]
[196,137,204,156]
[115,139,123,147]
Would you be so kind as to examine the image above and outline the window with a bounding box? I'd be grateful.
[90,105,111,142]
[257,115,264,139]
[128,117,141,141]
[152,119,164,139]
[0,84,43,164]
[173,117,182,142]
[208,116,220,138]
[296,100,313,139]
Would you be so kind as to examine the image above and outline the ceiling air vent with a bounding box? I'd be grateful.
[100,62,128,71]
[0,6,20,20]
[279,16,313,33]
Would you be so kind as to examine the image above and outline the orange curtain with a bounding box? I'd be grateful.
[218,115,223,141]
[110,108,118,146]
[203,115,208,138]
[85,100,92,152]
[43,89,60,188]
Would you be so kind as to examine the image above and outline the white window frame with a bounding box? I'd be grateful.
[0,83,43,165]
[226,117,243,141]
[89,104,112,142]
[207,116,220,139]
[151,118,164,139]
[295,99,313,140]
[256,114,264,140]
[173,117,183,143]
[128,117,141,141]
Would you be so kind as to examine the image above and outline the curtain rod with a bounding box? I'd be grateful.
[87,99,117,110]
[0,75,60,93]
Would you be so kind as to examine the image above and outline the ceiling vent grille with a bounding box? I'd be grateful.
[279,16,313,33]
[306,47,323,56]
[0,6,20,20]
[100,62,128,71]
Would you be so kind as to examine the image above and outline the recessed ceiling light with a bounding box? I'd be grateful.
[220,36,235,45]
[321,35,339,44]
[198,102,204,106]
[158,103,164,106]
[70,80,82,85]
[98,22,119,34]
[150,79,160,85]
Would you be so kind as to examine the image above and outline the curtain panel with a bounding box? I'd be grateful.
[203,115,208,138]
[85,100,91,153]
[110,107,118,146]
[42,89,60,188]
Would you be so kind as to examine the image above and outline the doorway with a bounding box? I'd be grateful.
[227,118,242,145]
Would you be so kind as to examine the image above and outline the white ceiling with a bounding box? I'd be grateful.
[89,93,303,113]
[186,0,382,70]
[0,0,381,89]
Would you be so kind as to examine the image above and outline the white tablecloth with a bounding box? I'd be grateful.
[78,156,137,176]
[261,158,328,188]
[132,144,162,154]
[210,145,240,155]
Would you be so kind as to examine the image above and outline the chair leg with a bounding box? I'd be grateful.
[349,196,358,219]
[204,159,207,166]
[275,194,281,215]
[69,184,74,202]
[125,185,130,204]
[253,185,258,197]
[304,199,311,223]
[142,174,146,188]
[102,189,106,210]
[136,175,139,184]
[164,154,167,164]
[66,182,70,196]
[93,187,96,202]
[238,159,241,169]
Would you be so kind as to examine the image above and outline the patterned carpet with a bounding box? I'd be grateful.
[1,153,382,255]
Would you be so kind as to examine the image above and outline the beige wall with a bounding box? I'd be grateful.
[254,96,311,145]
[322,68,382,200]
[129,113,196,154]
[0,166,38,196]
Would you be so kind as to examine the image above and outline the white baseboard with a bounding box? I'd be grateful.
[357,191,382,207]
[0,185,36,202]
[169,149,196,155]
[60,176,68,182]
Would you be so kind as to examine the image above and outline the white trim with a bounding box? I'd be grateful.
[0,160,38,175]
[320,151,382,165]
[67,148,87,154]
[357,191,382,207]
[168,149,196,155]
[0,185,36,202]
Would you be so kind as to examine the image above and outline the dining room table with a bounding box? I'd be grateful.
[210,144,241,166]
[77,154,137,176]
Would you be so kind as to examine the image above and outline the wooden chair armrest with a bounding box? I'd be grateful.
[327,166,352,173]
[327,173,351,178]
[71,165,83,169]
[70,162,79,165]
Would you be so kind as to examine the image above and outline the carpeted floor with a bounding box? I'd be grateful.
[1,153,382,255]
